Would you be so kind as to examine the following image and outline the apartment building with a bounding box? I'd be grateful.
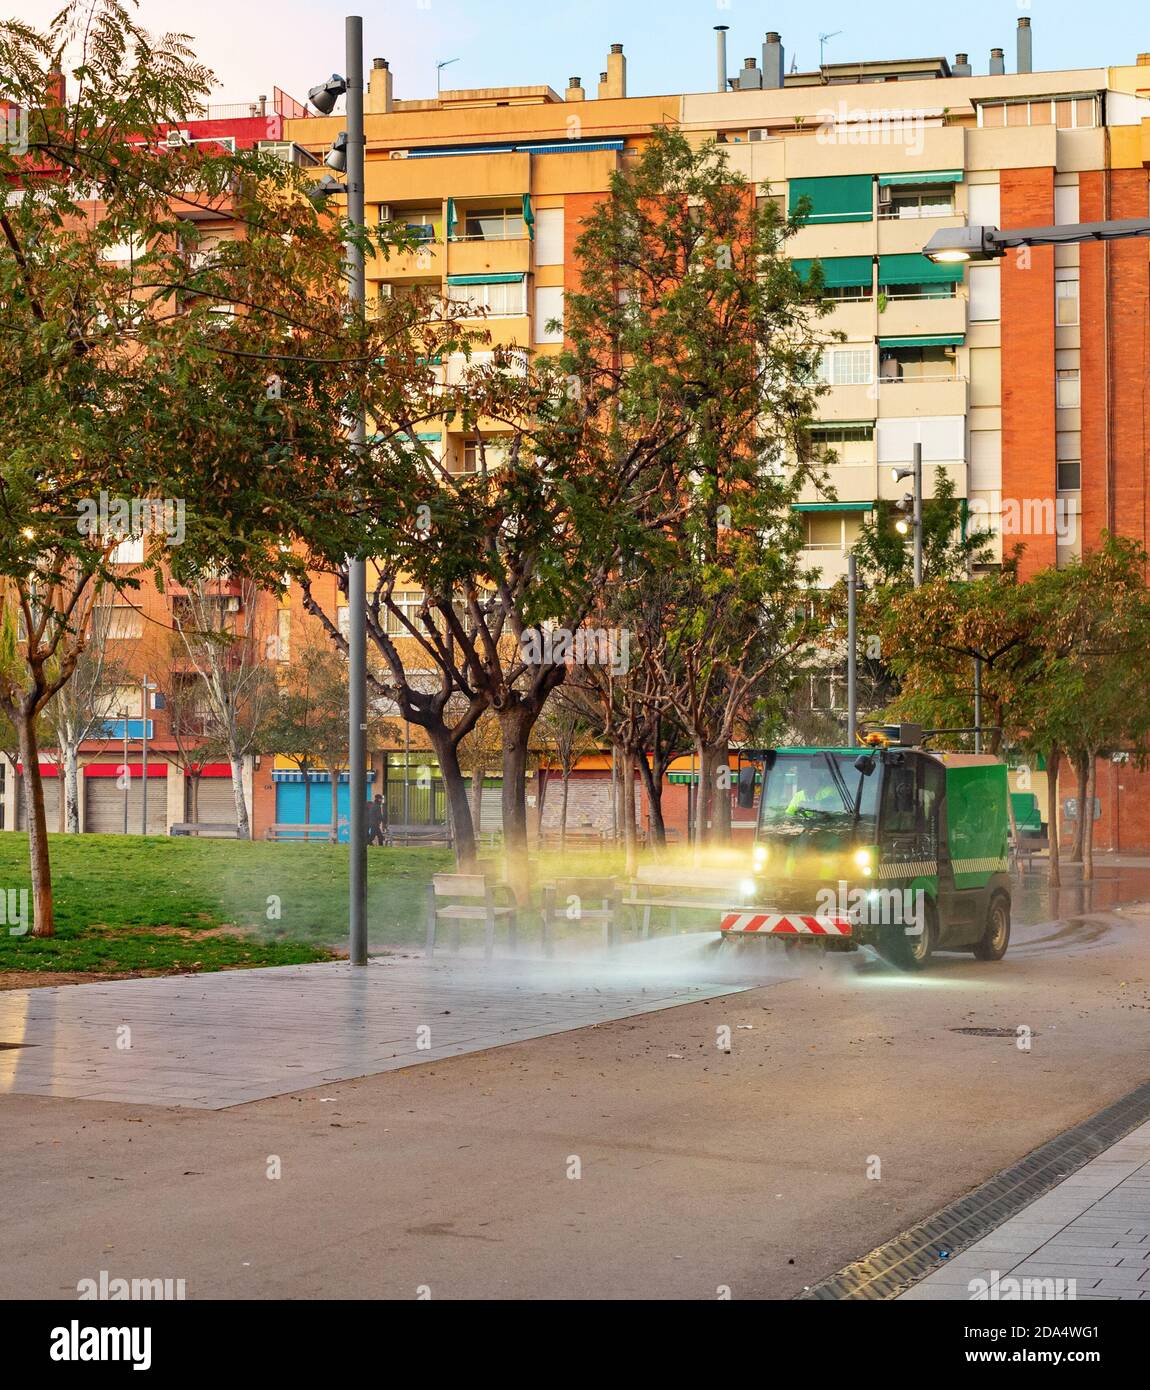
[9,24,1150,845]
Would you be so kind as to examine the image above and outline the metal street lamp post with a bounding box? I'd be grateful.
[309,17,368,968]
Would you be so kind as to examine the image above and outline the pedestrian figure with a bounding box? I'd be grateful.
[367,794,386,847]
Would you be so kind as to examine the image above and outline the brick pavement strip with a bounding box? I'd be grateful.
[899,1118,1150,1301]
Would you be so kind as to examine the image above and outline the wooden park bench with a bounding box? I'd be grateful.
[426,873,518,959]
[169,822,241,839]
[537,827,607,851]
[265,824,338,843]
[385,824,453,848]
[540,877,621,953]
[620,866,746,939]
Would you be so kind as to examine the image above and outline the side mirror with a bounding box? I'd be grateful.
[737,764,758,811]
[854,754,876,777]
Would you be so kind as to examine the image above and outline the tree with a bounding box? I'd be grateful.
[170,579,276,838]
[39,593,139,832]
[534,694,598,852]
[559,127,832,846]
[456,711,503,842]
[0,2,446,929]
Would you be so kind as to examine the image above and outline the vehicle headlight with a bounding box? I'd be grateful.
[854,848,874,878]
[753,844,768,868]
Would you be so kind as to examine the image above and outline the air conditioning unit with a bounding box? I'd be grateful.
[165,128,191,147]
[878,185,894,208]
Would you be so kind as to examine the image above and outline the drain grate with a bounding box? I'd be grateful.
[800,1076,1150,1300]
[951,1027,1025,1038]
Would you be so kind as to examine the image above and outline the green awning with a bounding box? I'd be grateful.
[809,420,875,433]
[447,273,525,286]
[877,169,963,186]
[790,254,873,289]
[788,174,873,224]
[792,501,874,512]
[879,334,964,348]
[522,192,535,240]
[878,252,963,285]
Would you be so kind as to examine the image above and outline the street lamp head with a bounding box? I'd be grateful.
[892,466,914,483]
[923,224,1003,264]
[308,74,347,115]
[324,131,348,172]
[306,172,348,202]
[895,519,910,537]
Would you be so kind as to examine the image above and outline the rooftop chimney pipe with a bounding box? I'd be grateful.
[763,32,785,89]
[953,52,971,77]
[738,57,764,91]
[715,26,729,93]
[989,47,1005,76]
[1017,17,1033,74]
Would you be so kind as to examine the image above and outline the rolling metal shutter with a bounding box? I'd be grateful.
[186,776,238,827]
[84,777,167,835]
[17,777,62,832]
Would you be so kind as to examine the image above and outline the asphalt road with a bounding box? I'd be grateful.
[3,872,1150,1301]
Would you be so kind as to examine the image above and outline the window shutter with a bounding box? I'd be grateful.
[534,208,564,265]
[788,175,873,223]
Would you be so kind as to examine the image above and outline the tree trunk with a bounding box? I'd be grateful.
[1070,751,1088,864]
[622,749,638,878]
[63,745,81,835]
[694,742,713,849]
[499,707,534,904]
[329,769,340,844]
[229,753,250,840]
[559,773,571,851]
[190,772,201,824]
[1046,745,1062,889]
[610,747,620,846]
[17,713,53,937]
[637,754,667,848]
[302,766,312,824]
[1082,751,1097,884]
[709,740,732,843]
[469,762,485,839]
[426,727,476,871]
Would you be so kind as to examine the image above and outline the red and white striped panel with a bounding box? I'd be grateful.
[720,913,853,937]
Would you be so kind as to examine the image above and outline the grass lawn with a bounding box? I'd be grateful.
[0,834,731,983]
[0,833,455,980]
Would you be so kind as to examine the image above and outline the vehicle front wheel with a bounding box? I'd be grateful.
[973,893,1011,961]
[880,906,936,972]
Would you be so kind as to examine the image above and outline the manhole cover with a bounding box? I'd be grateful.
[951,1027,1025,1038]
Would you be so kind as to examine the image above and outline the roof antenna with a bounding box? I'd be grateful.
[819,31,843,66]
[436,58,459,94]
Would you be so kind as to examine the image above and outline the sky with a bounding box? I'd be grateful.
[12,0,1149,108]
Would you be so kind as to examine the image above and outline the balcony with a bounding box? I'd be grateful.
[446,236,530,279]
[373,240,445,281]
[877,292,967,339]
[876,375,968,417]
[877,211,964,256]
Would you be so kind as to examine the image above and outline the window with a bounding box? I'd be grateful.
[825,283,871,302]
[446,278,526,317]
[534,286,564,344]
[879,346,957,382]
[1056,270,1080,326]
[1057,460,1082,490]
[880,280,957,301]
[1054,184,1080,226]
[460,206,526,241]
[111,534,146,565]
[276,608,291,662]
[979,98,1097,130]
[1056,369,1081,409]
[880,186,955,220]
[533,208,564,266]
[817,347,873,386]
[456,437,511,476]
[802,511,865,550]
[106,606,143,640]
[968,264,1001,322]
[111,685,144,718]
[967,184,1001,228]
[808,423,874,465]
[384,591,425,636]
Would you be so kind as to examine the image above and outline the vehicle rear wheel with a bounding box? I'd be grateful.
[881,905,936,972]
[973,893,1011,962]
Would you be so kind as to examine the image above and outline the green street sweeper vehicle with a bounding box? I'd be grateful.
[726,727,1012,970]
